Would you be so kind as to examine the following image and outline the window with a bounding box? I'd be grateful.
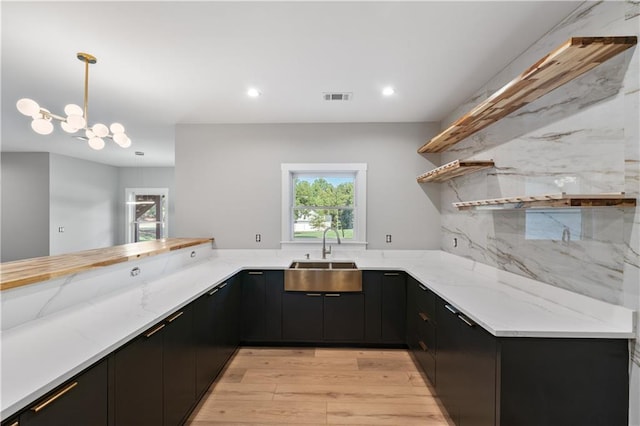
[125,188,168,243]
[281,163,367,244]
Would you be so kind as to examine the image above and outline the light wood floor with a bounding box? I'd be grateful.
[187,347,451,425]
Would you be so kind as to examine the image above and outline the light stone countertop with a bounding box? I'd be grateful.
[0,246,634,419]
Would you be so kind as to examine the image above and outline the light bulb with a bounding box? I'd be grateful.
[67,114,86,129]
[382,86,395,96]
[88,137,105,150]
[31,118,54,135]
[60,121,78,134]
[113,132,127,146]
[17,98,40,116]
[85,129,95,139]
[119,136,131,148]
[247,88,261,98]
[92,123,109,138]
[64,104,83,116]
[110,122,125,134]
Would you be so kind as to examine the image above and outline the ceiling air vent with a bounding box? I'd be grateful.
[323,92,353,101]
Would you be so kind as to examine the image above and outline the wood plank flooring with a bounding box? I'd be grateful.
[187,347,451,425]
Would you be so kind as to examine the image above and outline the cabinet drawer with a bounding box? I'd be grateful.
[414,281,435,320]
[413,336,436,386]
[416,312,436,355]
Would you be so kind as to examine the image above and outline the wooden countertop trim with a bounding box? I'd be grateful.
[0,238,213,291]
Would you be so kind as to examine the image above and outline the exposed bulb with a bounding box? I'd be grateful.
[88,137,105,150]
[119,136,132,148]
[92,123,109,138]
[60,121,78,134]
[66,114,86,130]
[110,122,125,134]
[32,118,54,135]
[64,104,83,116]
[17,98,40,116]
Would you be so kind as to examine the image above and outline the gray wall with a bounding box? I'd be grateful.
[117,167,176,245]
[1,152,50,261]
[175,122,441,249]
[49,154,119,255]
[437,2,640,423]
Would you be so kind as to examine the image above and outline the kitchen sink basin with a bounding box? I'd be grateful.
[285,261,362,292]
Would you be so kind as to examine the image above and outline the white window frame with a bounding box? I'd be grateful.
[125,187,169,244]
[281,163,367,246]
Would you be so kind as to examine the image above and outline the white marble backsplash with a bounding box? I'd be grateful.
[0,243,214,331]
[436,2,639,423]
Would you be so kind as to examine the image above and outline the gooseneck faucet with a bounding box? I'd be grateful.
[322,227,341,259]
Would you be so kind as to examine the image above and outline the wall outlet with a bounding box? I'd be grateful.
[255,234,261,243]
[453,237,458,248]
[385,234,392,243]
[58,226,65,233]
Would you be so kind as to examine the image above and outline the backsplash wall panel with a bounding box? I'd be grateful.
[437,2,639,423]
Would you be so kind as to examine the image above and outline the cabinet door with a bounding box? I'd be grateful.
[363,271,382,342]
[282,292,323,341]
[324,293,364,342]
[241,271,266,341]
[264,271,284,340]
[194,287,221,396]
[113,323,164,426]
[20,360,108,426]
[436,298,496,426]
[216,275,241,366]
[163,305,196,426]
[381,272,406,343]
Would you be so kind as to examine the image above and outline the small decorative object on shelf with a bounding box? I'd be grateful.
[418,36,637,153]
[417,159,495,183]
[453,192,637,211]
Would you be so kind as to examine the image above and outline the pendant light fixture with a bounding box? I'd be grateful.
[16,52,131,150]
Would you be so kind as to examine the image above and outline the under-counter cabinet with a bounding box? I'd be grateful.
[195,275,241,397]
[16,359,108,426]
[241,270,283,342]
[363,271,407,344]
[112,305,196,426]
[282,292,324,341]
[406,276,437,385]
[433,296,629,426]
[323,292,364,342]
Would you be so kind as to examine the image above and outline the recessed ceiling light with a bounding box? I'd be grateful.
[382,86,395,96]
[247,88,261,98]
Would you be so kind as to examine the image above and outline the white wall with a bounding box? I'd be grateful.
[117,167,176,245]
[1,152,50,261]
[437,2,639,423]
[175,122,441,249]
[49,153,119,255]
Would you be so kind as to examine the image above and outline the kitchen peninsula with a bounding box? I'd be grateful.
[0,239,633,425]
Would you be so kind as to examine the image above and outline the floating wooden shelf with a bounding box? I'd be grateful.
[418,36,637,154]
[417,159,495,183]
[454,193,637,211]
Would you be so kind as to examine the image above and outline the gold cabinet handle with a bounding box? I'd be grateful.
[9,421,19,426]
[325,293,341,297]
[166,311,184,323]
[207,288,219,296]
[248,271,263,275]
[219,282,228,289]
[144,323,165,338]
[418,341,428,352]
[306,293,322,297]
[31,381,78,413]
[418,312,430,322]
[384,272,400,276]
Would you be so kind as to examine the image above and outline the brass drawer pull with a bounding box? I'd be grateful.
[418,341,428,352]
[418,312,430,322]
[458,314,475,327]
[248,271,263,275]
[31,381,78,412]
[219,282,228,289]
[306,293,322,297]
[325,293,341,297]
[207,288,219,296]
[418,284,428,291]
[9,421,19,426]
[384,272,400,276]
[144,323,165,338]
[166,311,184,323]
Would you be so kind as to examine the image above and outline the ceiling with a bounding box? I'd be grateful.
[1,1,582,167]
